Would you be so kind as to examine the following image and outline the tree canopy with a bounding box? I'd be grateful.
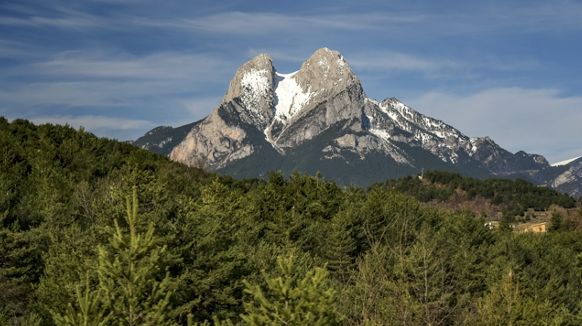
[1,118,582,325]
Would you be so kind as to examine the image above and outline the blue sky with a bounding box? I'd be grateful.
[1,0,581,162]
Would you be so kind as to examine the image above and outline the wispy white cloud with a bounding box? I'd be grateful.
[26,114,153,131]
[0,40,34,58]
[0,81,182,108]
[4,50,230,81]
[2,2,581,37]
[0,7,106,28]
[502,2,582,32]
[129,11,426,35]
[408,87,582,162]
[349,51,460,72]
[0,49,233,113]
[128,5,582,37]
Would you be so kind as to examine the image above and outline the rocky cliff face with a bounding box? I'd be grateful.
[545,158,582,197]
[135,48,580,196]
[168,48,370,166]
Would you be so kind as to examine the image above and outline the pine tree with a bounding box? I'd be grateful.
[51,187,176,326]
[97,186,175,325]
[473,268,567,325]
[51,273,110,326]
[322,212,356,281]
[240,254,342,326]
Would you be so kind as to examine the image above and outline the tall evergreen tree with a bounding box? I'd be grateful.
[473,268,567,325]
[240,254,342,326]
[51,187,176,326]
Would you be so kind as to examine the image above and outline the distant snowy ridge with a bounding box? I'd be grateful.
[552,156,582,167]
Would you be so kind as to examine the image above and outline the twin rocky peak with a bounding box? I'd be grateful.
[135,48,561,187]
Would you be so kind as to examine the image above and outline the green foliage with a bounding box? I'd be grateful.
[97,187,175,325]
[1,118,582,325]
[239,254,341,326]
[50,187,176,326]
[550,211,565,231]
[0,227,47,321]
[472,269,569,325]
[385,171,576,218]
[51,274,111,326]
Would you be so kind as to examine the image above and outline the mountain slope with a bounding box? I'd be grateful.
[133,120,201,156]
[136,48,580,195]
[545,158,582,197]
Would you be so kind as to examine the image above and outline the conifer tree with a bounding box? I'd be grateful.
[473,268,567,325]
[51,273,110,325]
[51,187,175,326]
[322,212,356,281]
[97,186,175,325]
[240,254,341,326]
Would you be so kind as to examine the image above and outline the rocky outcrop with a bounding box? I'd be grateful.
[136,47,581,196]
[169,106,253,169]
[546,158,582,197]
[222,53,276,129]
[169,47,370,166]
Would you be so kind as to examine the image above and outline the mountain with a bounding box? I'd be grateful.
[552,156,582,167]
[133,120,201,156]
[545,157,582,197]
[135,48,580,195]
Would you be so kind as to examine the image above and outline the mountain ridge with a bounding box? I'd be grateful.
[133,48,582,196]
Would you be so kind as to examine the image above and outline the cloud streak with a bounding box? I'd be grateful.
[349,51,460,72]
[4,50,231,81]
[27,114,153,131]
[4,2,580,36]
[0,49,233,115]
[129,11,425,35]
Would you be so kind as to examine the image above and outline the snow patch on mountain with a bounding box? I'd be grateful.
[262,70,316,150]
[240,69,272,112]
[273,71,312,121]
[552,156,581,167]
[469,138,480,154]
[370,128,391,141]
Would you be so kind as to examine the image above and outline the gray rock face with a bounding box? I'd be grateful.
[223,53,276,129]
[137,47,580,196]
[549,158,582,197]
[273,83,366,149]
[170,105,253,169]
[293,48,362,108]
[170,47,369,165]
[265,48,365,151]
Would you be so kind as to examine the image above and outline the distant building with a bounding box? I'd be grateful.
[484,221,500,230]
[515,222,548,233]
[484,221,548,233]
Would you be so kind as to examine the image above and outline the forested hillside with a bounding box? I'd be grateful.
[385,171,577,223]
[2,117,582,325]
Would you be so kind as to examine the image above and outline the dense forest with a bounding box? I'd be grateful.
[2,117,582,325]
[385,171,577,223]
